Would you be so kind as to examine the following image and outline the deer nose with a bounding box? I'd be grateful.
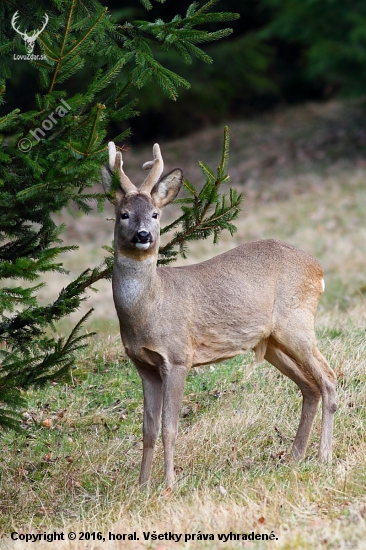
[137,230,151,243]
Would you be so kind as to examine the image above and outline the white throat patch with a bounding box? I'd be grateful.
[135,242,150,250]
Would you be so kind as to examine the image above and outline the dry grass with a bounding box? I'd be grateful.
[2,329,366,549]
[2,100,366,549]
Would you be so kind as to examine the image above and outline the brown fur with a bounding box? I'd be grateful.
[101,143,337,488]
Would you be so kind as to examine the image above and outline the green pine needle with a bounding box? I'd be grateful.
[158,127,242,265]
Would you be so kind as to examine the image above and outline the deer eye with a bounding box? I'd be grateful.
[121,213,129,219]
[152,213,158,219]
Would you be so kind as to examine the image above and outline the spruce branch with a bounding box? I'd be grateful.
[158,126,242,265]
[84,103,106,155]
[48,0,76,93]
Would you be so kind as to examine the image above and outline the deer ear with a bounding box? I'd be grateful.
[101,164,126,206]
[151,169,183,208]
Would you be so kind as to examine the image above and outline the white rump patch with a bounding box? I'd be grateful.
[321,278,325,293]
[135,242,150,250]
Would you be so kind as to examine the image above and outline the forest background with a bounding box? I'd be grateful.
[7,0,366,142]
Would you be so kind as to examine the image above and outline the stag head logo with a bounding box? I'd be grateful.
[11,11,49,55]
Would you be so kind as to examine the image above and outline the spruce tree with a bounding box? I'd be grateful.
[0,0,241,430]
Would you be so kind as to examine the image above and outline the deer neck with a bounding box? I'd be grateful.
[112,251,159,313]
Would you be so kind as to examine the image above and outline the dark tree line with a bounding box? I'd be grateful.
[3,0,366,143]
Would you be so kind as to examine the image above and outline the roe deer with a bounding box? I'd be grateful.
[101,142,337,487]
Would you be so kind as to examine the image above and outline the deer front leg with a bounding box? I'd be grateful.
[161,364,187,488]
[137,366,163,487]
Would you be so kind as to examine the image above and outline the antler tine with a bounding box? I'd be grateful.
[108,141,136,194]
[140,143,164,193]
[108,141,117,171]
[11,11,26,39]
[34,13,49,37]
[40,13,49,33]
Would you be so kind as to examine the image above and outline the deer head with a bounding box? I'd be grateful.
[102,142,183,256]
[11,11,49,55]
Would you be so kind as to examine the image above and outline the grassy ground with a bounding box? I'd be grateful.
[2,100,366,548]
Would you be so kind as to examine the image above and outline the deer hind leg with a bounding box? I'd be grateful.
[136,366,163,487]
[160,364,187,488]
[272,320,336,462]
[265,338,321,460]
[312,347,337,461]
